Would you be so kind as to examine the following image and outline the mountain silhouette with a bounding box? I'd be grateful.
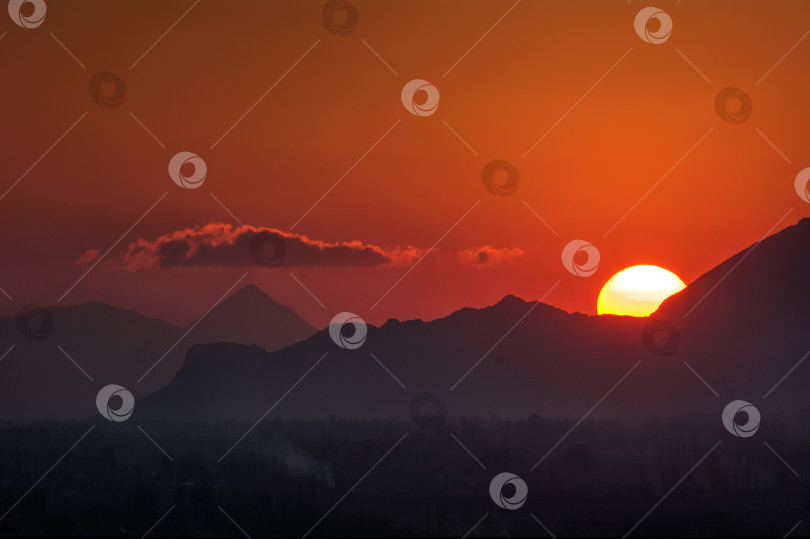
[138,218,810,425]
[657,216,810,327]
[0,284,316,419]
[652,216,810,416]
[183,283,316,353]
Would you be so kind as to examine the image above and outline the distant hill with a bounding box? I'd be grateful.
[184,283,317,355]
[0,285,316,419]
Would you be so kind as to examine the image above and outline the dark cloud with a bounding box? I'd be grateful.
[76,223,424,270]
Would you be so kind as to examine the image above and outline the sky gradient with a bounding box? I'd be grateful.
[1,0,809,328]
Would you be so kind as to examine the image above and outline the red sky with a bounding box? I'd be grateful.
[1,0,809,329]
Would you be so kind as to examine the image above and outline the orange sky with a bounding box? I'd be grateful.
[1,0,808,328]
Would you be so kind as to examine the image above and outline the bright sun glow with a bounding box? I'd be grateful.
[597,265,686,317]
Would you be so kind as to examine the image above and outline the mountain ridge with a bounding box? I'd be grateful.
[139,218,810,423]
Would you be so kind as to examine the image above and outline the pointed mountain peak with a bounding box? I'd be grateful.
[494,294,531,307]
[193,282,317,343]
[221,284,293,311]
[231,283,270,299]
[492,293,569,316]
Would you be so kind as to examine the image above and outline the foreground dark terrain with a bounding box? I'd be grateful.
[0,416,807,537]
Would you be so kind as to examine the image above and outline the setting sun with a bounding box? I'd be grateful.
[597,265,686,317]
